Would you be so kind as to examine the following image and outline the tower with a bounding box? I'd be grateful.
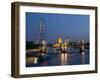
[79,40,85,52]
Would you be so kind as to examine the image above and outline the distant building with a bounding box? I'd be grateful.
[58,38,63,44]
[53,37,70,53]
[53,37,63,48]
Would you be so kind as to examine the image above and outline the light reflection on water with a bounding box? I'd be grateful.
[26,57,38,64]
[60,53,68,65]
[26,49,89,67]
[81,52,85,64]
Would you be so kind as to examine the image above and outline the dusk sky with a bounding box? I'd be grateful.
[26,12,89,43]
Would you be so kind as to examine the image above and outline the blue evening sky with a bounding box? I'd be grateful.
[26,12,89,43]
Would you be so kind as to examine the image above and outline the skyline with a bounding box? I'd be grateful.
[26,12,89,43]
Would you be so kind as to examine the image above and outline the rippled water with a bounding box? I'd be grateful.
[26,48,89,67]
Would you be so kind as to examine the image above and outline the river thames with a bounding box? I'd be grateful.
[26,48,89,67]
